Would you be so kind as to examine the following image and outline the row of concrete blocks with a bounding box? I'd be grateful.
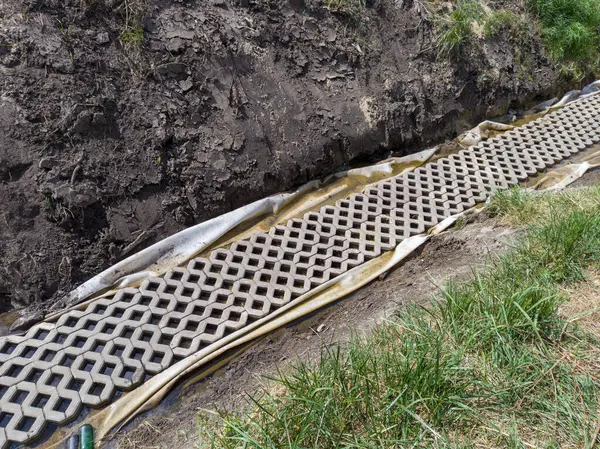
[0,95,598,447]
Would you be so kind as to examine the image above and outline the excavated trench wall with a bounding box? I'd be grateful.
[0,0,579,311]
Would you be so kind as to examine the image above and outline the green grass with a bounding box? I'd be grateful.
[487,186,600,225]
[483,10,530,43]
[120,23,144,47]
[529,0,600,67]
[436,0,484,59]
[199,188,600,448]
[433,0,599,75]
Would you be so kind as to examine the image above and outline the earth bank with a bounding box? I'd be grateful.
[0,0,581,312]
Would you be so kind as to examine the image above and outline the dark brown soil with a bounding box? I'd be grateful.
[0,0,576,312]
[108,213,518,449]
[570,167,600,188]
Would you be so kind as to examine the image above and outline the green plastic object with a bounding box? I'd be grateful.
[79,424,94,449]
[66,434,79,449]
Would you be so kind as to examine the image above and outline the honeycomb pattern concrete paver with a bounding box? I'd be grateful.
[0,95,599,447]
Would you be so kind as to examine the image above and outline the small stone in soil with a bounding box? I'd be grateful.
[97,32,110,45]
[180,78,194,92]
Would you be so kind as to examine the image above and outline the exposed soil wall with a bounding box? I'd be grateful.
[0,0,573,310]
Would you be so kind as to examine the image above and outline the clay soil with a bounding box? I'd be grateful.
[0,0,575,314]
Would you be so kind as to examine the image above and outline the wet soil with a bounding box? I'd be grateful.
[0,0,576,312]
[109,212,520,449]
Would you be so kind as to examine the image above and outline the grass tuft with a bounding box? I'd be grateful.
[120,23,144,47]
[42,192,74,225]
[115,0,146,50]
[436,0,484,59]
[528,0,600,70]
[321,0,366,23]
[483,10,530,44]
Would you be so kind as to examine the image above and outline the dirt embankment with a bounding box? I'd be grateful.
[0,0,573,311]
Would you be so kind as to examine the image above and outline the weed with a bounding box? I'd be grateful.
[116,0,146,49]
[453,215,467,230]
[57,18,70,37]
[42,192,73,225]
[436,0,484,59]
[120,23,144,48]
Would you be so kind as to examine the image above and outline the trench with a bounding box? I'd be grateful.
[0,87,600,449]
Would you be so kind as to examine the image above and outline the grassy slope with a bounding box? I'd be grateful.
[434,0,600,78]
[200,186,600,448]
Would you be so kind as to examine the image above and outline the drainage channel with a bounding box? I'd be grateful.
[0,95,599,448]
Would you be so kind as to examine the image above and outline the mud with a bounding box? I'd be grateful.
[0,0,579,312]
